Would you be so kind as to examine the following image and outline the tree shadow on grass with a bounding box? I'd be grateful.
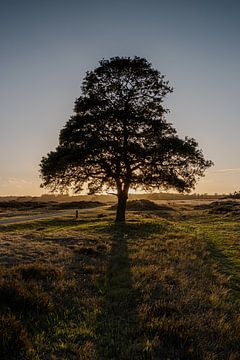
[97,220,170,241]
[95,221,219,360]
[95,222,164,359]
[96,224,139,359]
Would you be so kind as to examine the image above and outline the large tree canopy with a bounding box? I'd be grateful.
[40,56,213,222]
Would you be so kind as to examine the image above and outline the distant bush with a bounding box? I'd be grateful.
[0,314,32,359]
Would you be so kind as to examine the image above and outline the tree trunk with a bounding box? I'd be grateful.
[115,191,128,222]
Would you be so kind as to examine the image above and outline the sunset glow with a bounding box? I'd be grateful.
[1,0,240,195]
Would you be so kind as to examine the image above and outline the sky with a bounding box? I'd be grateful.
[0,0,240,196]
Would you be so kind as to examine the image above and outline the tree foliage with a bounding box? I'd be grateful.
[40,56,213,221]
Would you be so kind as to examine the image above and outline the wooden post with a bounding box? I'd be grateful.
[75,210,79,219]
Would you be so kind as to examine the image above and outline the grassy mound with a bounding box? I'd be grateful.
[210,201,240,214]
[110,199,173,212]
[195,200,240,214]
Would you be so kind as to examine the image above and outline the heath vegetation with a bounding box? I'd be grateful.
[0,202,239,359]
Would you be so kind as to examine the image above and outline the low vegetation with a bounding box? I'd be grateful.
[109,199,174,212]
[0,203,239,359]
[0,200,103,211]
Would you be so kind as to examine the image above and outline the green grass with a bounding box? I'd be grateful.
[0,207,239,359]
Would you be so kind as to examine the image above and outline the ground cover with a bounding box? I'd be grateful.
[0,204,239,359]
[0,201,104,221]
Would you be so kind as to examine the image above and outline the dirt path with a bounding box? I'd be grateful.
[0,206,106,225]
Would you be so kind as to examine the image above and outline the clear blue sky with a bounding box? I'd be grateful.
[1,0,240,195]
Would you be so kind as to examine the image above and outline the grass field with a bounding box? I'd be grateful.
[0,202,240,359]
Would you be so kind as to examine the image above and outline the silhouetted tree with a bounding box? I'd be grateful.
[40,56,213,222]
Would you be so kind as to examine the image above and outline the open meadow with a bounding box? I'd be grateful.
[0,200,240,359]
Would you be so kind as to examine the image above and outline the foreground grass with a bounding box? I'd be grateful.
[0,207,239,359]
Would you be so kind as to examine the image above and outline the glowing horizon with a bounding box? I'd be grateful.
[1,166,240,196]
[1,1,240,196]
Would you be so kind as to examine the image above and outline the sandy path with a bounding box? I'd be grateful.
[0,206,105,225]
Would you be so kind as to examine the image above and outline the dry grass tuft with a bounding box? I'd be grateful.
[0,314,33,360]
[12,262,62,281]
[0,279,53,314]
